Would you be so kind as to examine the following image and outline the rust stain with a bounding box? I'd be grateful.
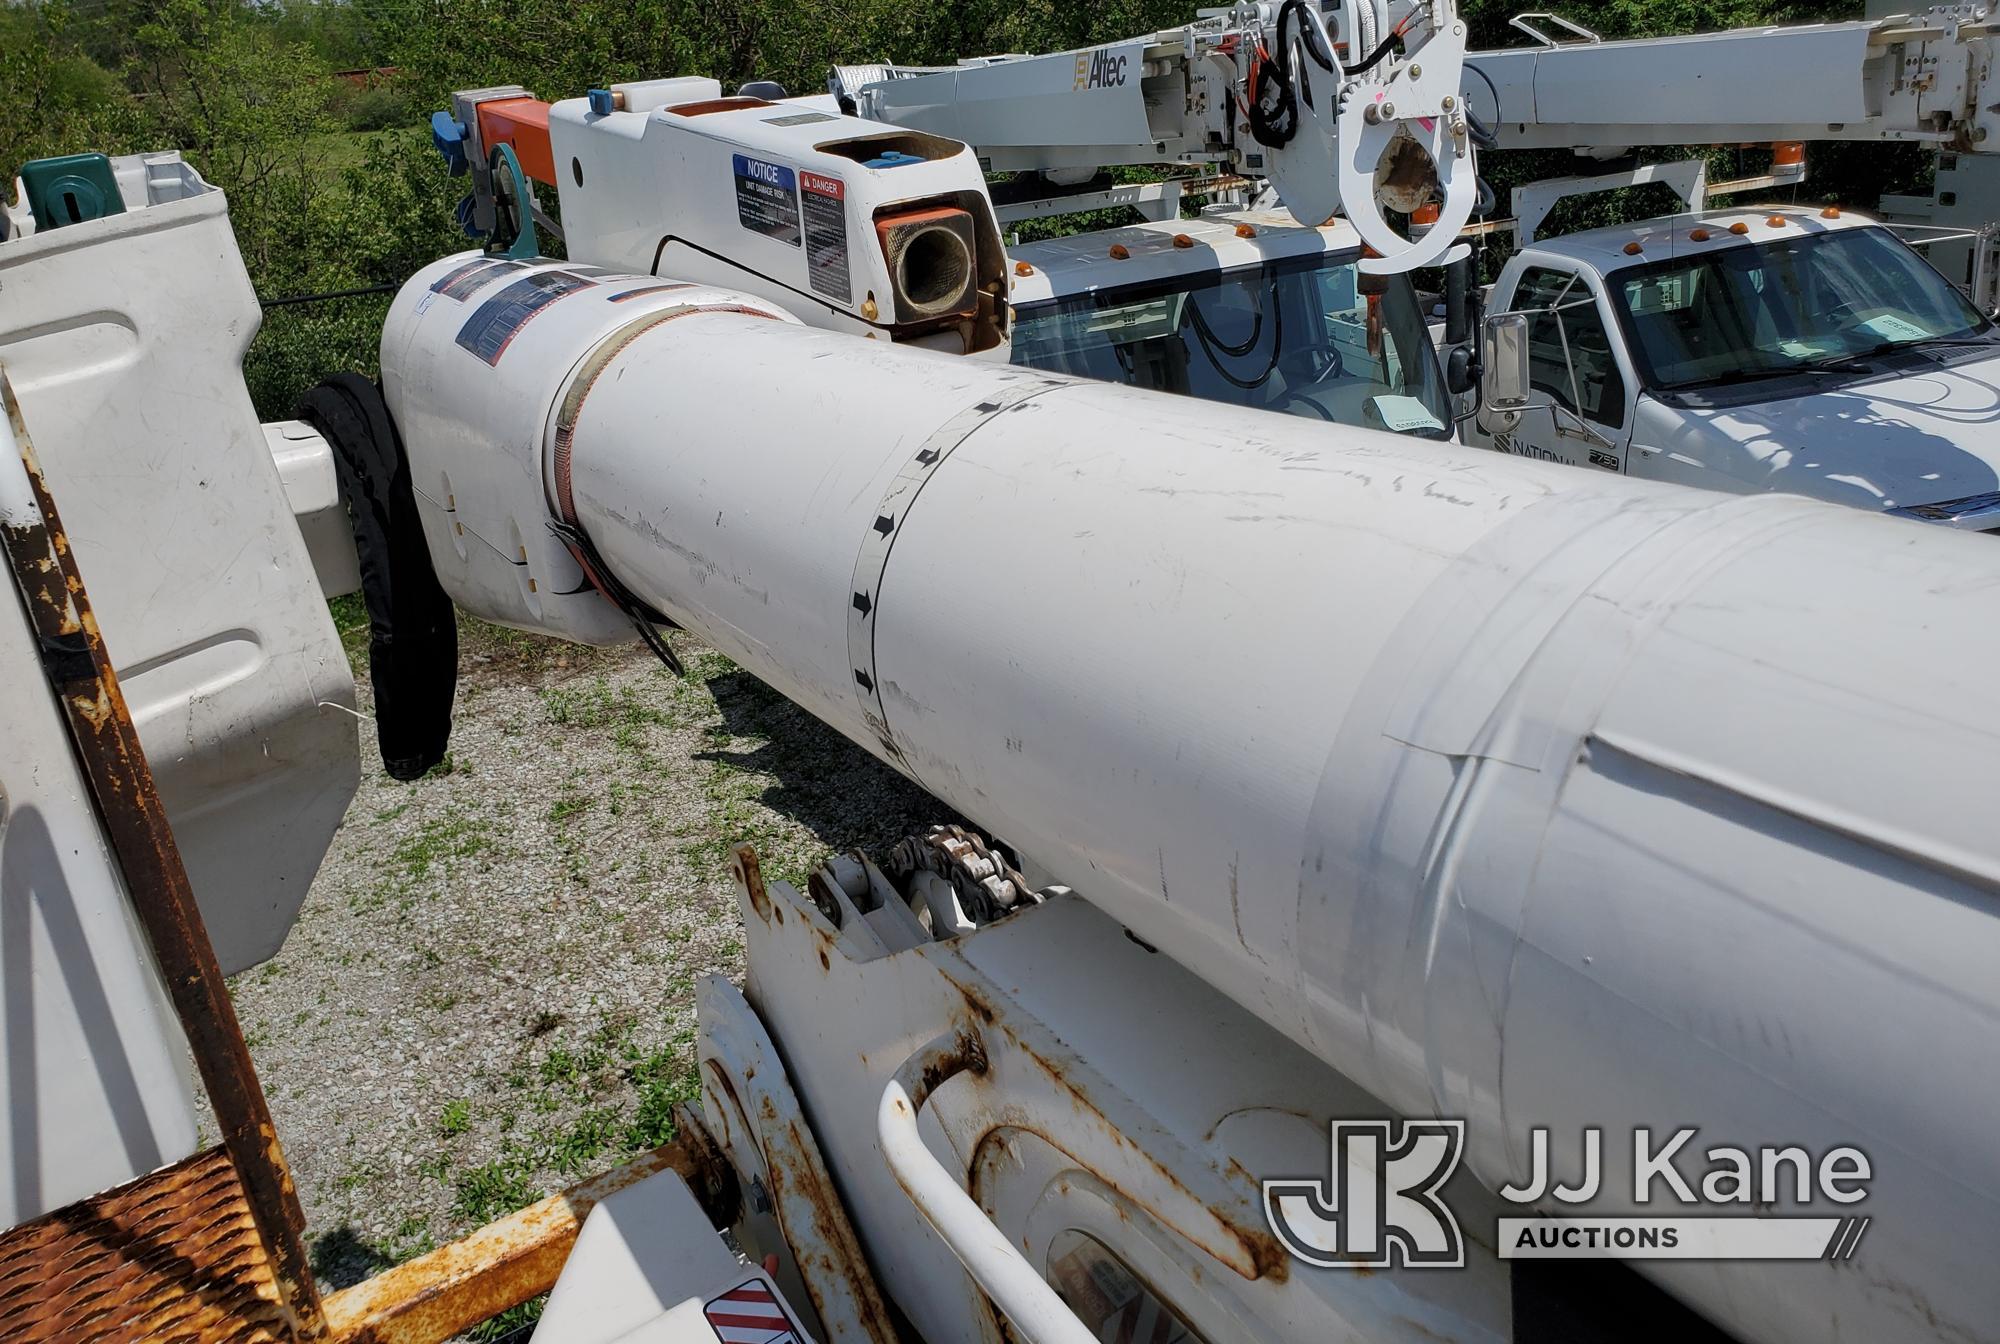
[325,1130,730,1344]
[951,973,1286,1285]
[755,1114,899,1344]
[0,1146,290,1343]
[1,374,325,1339]
[734,842,771,922]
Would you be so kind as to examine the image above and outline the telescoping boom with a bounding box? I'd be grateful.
[382,248,2000,1344]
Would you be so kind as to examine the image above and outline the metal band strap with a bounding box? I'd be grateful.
[844,374,1071,772]
[548,302,777,526]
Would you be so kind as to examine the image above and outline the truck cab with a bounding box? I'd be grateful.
[1006,207,1457,440]
[1469,206,2000,529]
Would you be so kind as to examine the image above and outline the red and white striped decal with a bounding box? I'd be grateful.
[704,1277,803,1344]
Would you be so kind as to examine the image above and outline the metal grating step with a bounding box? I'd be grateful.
[0,1146,292,1343]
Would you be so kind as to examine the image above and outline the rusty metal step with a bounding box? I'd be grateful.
[0,1146,292,1343]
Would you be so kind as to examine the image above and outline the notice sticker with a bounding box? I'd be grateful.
[733,154,801,246]
[800,170,851,304]
[455,270,593,366]
[1368,394,1446,435]
[1857,312,1930,345]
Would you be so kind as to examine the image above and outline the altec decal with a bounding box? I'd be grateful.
[1073,48,1130,90]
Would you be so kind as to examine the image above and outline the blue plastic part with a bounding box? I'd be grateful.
[431,110,469,175]
[587,88,616,116]
[454,194,482,240]
[863,149,926,169]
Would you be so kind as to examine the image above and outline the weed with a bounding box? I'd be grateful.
[438,1099,471,1138]
[394,809,493,881]
[452,1155,539,1223]
[548,791,593,823]
[469,1297,545,1342]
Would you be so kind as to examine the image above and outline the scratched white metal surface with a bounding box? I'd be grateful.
[0,401,201,1226]
[0,153,357,973]
[388,276,2000,1343]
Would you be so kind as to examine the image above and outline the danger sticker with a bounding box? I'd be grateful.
[733,154,801,246]
[800,171,850,304]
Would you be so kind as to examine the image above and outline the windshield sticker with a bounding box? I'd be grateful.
[733,154,801,246]
[1369,394,1445,434]
[1856,313,1930,345]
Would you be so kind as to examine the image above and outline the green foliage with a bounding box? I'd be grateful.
[0,0,1943,417]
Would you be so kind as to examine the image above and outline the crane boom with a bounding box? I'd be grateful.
[1465,7,2000,151]
[836,4,2000,267]
[832,0,1483,272]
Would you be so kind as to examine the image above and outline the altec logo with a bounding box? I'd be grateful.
[1072,48,1130,90]
[1264,1123,1875,1268]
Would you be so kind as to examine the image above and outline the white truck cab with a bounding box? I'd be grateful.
[1006,207,1458,441]
[1470,205,2000,530]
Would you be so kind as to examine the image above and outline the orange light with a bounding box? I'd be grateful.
[1412,202,1442,227]
[1235,223,1258,239]
[1014,260,1034,276]
[1622,241,1643,255]
[1108,243,1131,259]
[1689,228,1711,242]
[1172,233,1195,249]
[1822,204,1842,219]
[1773,140,1806,167]
[1729,221,1750,235]
[1767,215,1787,228]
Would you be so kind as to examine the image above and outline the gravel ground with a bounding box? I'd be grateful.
[229,603,943,1320]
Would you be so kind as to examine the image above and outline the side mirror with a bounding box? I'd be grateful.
[1481,313,1531,410]
[1445,344,1475,395]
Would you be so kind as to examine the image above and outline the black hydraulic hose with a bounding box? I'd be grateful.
[1187,281,1286,391]
[1250,1,1407,149]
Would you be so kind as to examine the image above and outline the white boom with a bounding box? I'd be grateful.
[383,251,2000,1344]
[1465,7,2000,151]
[831,0,1484,271]
[835,4,2000,264]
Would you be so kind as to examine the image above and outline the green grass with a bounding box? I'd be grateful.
[548,791,593,823]
[452,1156,539,1224]
[438,1099,471,1138]
[329,593,370,675]
[393,809,493,881]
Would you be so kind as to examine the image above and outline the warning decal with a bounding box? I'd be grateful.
[455,269,593,366]
[800,170,850,304]
[703,1277,803,1344]
[733,154,801,246]
[429,257,526,301]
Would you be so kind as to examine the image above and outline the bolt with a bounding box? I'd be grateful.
[1381,101,1396,118]
[1442,94,1456,110]
[1411,64,1423,78]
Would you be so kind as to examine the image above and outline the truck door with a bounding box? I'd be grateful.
[1494,265,1636,473]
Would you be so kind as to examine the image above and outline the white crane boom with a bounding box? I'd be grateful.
[836,4,2000,264]
[832,0,1484,272]
[1465,7,2000,151]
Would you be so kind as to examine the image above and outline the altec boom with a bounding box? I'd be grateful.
[384,250,2000,1344]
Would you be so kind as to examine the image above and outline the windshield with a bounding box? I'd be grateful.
[1611,225,1992,392]
[1009,250,1453,438]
